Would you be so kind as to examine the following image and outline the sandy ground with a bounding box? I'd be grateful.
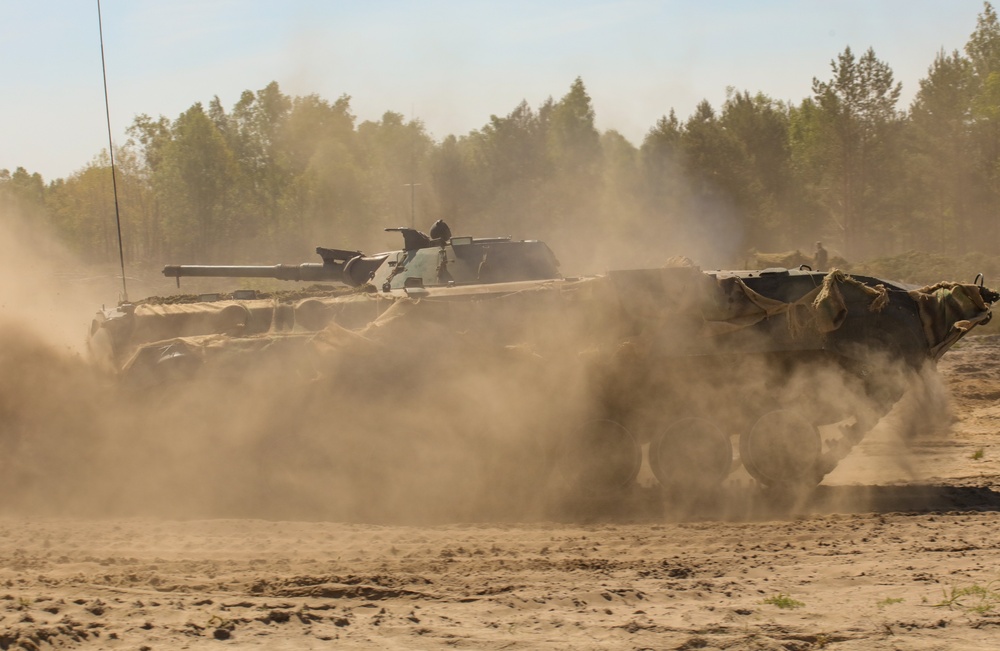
[3,336,1000,650]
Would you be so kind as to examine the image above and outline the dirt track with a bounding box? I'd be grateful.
[3,336,1000,650]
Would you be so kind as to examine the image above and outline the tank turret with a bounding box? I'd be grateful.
[161,223,562,291]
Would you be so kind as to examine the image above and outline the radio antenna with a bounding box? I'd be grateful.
[97,0,129,302]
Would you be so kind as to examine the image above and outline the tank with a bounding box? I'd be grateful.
[89,222,999,499]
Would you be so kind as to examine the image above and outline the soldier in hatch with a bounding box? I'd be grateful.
[429,220,452,244]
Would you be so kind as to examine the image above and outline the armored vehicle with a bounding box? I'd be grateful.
[89,222,998,498]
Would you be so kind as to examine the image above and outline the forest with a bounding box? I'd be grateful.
[4,4,1000,280]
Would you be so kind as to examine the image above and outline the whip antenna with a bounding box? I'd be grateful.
[97,0,129,302]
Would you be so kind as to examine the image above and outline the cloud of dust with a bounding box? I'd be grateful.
[531,166,747,278]
[597,315,943,520]
[820,362,953,487]
[0,205,952,523]
[0,209,119,353]
[0,208,124,513]
[0,276,598,522]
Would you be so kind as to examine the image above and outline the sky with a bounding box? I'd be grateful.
[1,0,990,182]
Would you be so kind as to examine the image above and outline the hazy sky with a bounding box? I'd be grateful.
[2,0,989,181]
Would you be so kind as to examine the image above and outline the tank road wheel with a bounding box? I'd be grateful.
[740,410,822,488]
[558,420,642,492]
[649,417,733,492]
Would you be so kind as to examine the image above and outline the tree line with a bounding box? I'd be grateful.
[4,3,1000,274]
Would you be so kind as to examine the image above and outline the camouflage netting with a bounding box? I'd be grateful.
[610,267,887,340]
[909,282,992,355]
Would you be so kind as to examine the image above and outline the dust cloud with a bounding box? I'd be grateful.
[0,208,116,353]
[0,209,589,521]
[0,206,954,523]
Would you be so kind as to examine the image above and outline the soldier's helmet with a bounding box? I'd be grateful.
[430,220,452,243]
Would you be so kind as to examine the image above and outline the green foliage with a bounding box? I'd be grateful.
[548,77,600,174]
[806,46,904,260]
[905,50,977,254]
[762,594,805,609]
[972,447,985,460]
[966,2,1000,77]
[876,597,904,608]
[11,2,1000,273]
[934,582,1000,613]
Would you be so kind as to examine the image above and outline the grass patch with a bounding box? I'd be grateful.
[762,594,805,610]
[934,583,1000,614]
[877,597,904,608]
[971,448,985,460]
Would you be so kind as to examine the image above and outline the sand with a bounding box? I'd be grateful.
[2,336,1000,650]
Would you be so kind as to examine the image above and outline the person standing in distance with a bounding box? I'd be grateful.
[814,242,828,270]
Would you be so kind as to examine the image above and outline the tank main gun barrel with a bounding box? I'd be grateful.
[162,247,389,287]
[163,263,339,282]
